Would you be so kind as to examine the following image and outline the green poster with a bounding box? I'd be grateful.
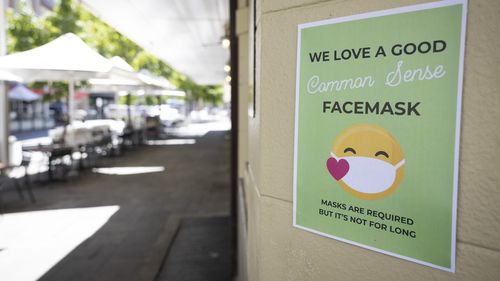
[293,0,467,271]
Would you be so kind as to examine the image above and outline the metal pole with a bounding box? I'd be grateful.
[0,0,10,164]
[126,93,132,126]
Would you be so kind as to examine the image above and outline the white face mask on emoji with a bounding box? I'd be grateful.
[330,153,405,194]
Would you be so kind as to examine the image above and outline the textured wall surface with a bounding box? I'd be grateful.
[237,0,500,280]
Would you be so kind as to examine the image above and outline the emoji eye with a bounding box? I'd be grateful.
[375,151,389,158]
[343,147,356,154]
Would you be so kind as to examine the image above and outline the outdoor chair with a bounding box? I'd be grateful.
[80,129,112,169]
[47,145,75,181]
[121,125,135,149]
[0,138,36,212]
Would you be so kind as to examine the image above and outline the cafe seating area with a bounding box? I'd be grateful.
[0,118,153,211]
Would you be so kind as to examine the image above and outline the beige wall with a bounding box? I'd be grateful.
[236,0,500,280]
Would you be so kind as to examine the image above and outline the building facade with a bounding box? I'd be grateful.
[235,0,500,280]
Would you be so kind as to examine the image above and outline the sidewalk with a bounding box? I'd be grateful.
[0,125,232,281]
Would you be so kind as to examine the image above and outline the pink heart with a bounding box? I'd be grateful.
[326,157,349,181]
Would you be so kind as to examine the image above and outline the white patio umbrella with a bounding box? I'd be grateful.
[88,56,146,90]
[0,69,22,82]
[90,57,175,91]
[138,69,174,90]
[89,57,178,122]
[8,85,40,101]
[109,56,134,72]
[0,33,113,122]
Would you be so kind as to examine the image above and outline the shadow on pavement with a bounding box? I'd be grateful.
[156,216,232,281]
[0,130,232,281]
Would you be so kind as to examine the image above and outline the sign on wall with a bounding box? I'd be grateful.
[293,0,467,271]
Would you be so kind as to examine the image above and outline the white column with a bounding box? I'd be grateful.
[68,79,75,123]
[0,0,9,164]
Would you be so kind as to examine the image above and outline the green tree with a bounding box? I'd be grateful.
[44,0,82,38]
[6,3,48,52]
[79,9,142,62]
[132,51,173,78]
[6,0,224,105]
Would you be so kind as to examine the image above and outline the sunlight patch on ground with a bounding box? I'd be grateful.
[92,166,165,175]
[0,206,119,281]
[168,119,231,137]
[146,139,196,146]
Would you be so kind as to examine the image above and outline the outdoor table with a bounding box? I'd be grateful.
[23,144,74,181]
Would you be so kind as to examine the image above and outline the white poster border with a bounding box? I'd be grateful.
[292,0,468,272]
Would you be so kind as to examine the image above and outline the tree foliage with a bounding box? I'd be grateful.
[6,0,223,105]
[6,3,48,52]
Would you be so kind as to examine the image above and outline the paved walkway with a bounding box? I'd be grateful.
[0,126,232,281]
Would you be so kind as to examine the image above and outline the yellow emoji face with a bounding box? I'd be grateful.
[326,124,405,200]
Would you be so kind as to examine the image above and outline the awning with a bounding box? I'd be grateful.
[8,85,41,101]
[80,0,229,85]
